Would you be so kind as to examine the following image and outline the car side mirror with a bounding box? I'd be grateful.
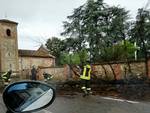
[3,81,55,113]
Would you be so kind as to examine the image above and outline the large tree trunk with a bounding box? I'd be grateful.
[108,63,117,81]
[70,65,80,77]
[101,65,108,80]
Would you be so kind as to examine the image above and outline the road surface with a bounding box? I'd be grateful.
[1,94,150,113]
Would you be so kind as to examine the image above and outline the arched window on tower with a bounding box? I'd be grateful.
[6,29,11,37]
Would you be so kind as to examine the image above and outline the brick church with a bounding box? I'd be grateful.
[0,19,55,73]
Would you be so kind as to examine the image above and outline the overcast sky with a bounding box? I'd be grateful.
[0,0,148,50]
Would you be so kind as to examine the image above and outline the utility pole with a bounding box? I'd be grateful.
[134,42,137,60]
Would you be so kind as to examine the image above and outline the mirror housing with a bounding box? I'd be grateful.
[3,81,55,113]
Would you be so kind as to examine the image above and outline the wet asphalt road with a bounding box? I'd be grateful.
[1,94,150,113]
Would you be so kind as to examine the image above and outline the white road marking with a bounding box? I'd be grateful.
[101,97,139,104]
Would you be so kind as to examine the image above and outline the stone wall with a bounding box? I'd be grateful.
[19,57,55,70]
[20,59,150,81]
[0,21,19,72]
[39,67,67,81]
[92,61,146,80]
[21,66,67,82]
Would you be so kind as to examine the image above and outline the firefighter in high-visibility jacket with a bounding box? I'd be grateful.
[2,70,12,85]
[80,61,92,95]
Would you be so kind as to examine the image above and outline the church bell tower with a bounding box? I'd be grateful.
[0,19,19,72]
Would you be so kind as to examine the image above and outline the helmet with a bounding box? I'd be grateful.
[8,69,12,74]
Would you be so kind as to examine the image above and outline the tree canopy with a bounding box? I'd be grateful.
[45,0,150,67]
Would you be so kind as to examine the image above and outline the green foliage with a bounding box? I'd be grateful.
[60,52,70,65]
[60,49,89,65]
[131,8,150,58]
[45,36,89,65]
[71,53,80,65]
[45,0,150,66]
[78,49,89,64]
[61,0,129,62]
[100,40,137,61]
[45,37,64,56]
[45,37,65,65]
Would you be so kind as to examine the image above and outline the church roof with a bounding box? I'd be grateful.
[18,46,55,58]
[0,19,18,25]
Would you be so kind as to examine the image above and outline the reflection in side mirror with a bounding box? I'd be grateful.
[3,81,55,113]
